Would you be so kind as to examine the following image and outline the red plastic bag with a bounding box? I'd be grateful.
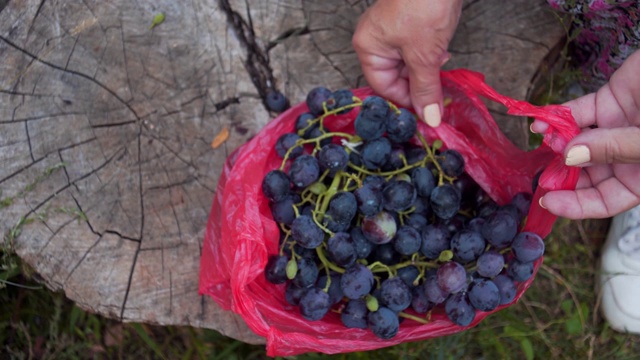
[199,69,580,357]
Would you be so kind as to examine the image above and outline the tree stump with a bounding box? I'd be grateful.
[0,0,564,345]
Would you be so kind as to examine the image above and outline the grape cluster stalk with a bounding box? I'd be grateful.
[261,87,544,339]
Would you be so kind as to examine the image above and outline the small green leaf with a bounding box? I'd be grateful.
[520,338,534,360]
[286,259,298,280]
[150,13,165,29]
[565,316,582,335]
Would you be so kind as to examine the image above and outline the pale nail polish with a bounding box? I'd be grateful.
[423,104,441,127]
[565,145,591,166]
[529,123,538,134]
[538,197,547,209]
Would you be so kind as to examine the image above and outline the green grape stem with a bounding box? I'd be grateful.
[398,311,430,324]
[316,246,345,274]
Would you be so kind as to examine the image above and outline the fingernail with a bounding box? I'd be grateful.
[440,52,451,66]
[538,196,547,209]
[529,123,538,134]
[423,104,441,127]
[565,145,591,166]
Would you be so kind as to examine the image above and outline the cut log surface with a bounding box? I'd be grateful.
[0,0,563,345]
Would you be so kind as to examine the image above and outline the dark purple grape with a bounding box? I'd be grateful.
[387,108,417,143]
[430,184,461,220]
[501,204,522,223]
[412,196,432,218]
[292,257,319,288]
[405,213,428,230]
[316,273,344,305]
[412,167,436,198]
[308,125,332,147]
[299,287,331,321]
[383,146,407,171]
[368,307,399,339]
[481,210,518,249]
[349,151,363,167]
[361,137,392,170]
[264,255,289,284]
[340,263,375,299]
[511,232,545,262]
[363,175,386,190]
[453,173,480,204]
[476,249,505,278]
[451,229,486,264]
[371,243,402,265]
[285,283,308,306]
[468,279,500,312]
[354,96,390,141]
[393,226,422,256]
[265,89,290,113]
[288,155,320,188]
[477,200,499,219]
[445,292,476,327]
[262,170,291,203]
[350,227,376,259]
[511,192,533,219]
[420,224,451,259]
[397,265,420,288]
[438,149,465,177]
[466,217,486,232]
[382,180,417,212]
[327,232,357,267]
[405,147,427,165]
[269,194,299,225]
[412,284,435,314]
[361,211,397,245]
[441,214,468,236]
[326,89,355,114]
[306,86,332,116]
[506,258,535,282]
[341,299,368,329]
[293,243,317,260]
[317,143,348,174]
[295,112,317,138]
[437,261,467,294]
[275,133,303,159]
[354,184,383,217]
[493,274,517,305]
[380,277,412,312]
[325,191,357,226]
[423,274,448,304]
[291,215,325,249]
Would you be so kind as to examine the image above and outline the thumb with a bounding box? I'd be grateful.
[404,48,449,127]
[564,127,640,166]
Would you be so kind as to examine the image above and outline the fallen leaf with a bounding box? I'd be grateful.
[150,13,165,30]
[211,126,230,149]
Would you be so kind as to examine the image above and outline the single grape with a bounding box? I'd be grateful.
[262,170,291,202]
[264,255,289,284]
[453,173,480,204]
[437,261,468,294]
[393,226,422,256]
[412,166,436,198]
[466,217,486,232]
[412,196,433,218]
[481,209,518,249]
[316,273,345,305]
[379,277,412,312]
[293,243,317,260]
[308,125,332,147]
[423,274,448,304]
[341,299,369,329]
[381,180,417,212]
[285,282,308,306]
[275,133,303,159]
[405,147,427,164]
[367,307,400,340]
[325,191,358,226]
[493,274,517,305]
[370,243,402,265]
[265,89,290,113]
[326,89,355,114]
[405,212,428,230]
[354,96,390,141]
[476,249,505,278]
[438,149,465,177]
[430,184,461,220]
[501,204,522,223]
[477,200,499,219]
[451,229,486,263]
[288,155,320,188]
[295,112,317,138]
[383,146,407,171]
[441,214,468,236]
[363,175,386,190]
[445,292,476,327]
[387,108,417,143]
[291,215,325,249]
[292,257,319,288]
[506,258,535,282]
[306,86,332,116]
[340,263,375,299]
[411,284,435,314]
[350,227,376,259]
[361,137,392,170]
[317,143,349,174]
[354,183,383,217]
[361,211,397,244]
[420,224,451,259]
[511,232,545,263]
[511,192,533,219]
[397,265,420,288]
[269,194,300,225]
[299,287,332,321]
[468,278,500,312]
[327,232,357,268]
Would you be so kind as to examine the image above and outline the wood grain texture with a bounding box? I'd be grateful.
[0,0,563,345]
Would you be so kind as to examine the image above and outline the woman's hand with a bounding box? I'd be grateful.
[352,0,463,126]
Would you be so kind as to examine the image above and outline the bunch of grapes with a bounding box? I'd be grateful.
[261,86,544,339]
